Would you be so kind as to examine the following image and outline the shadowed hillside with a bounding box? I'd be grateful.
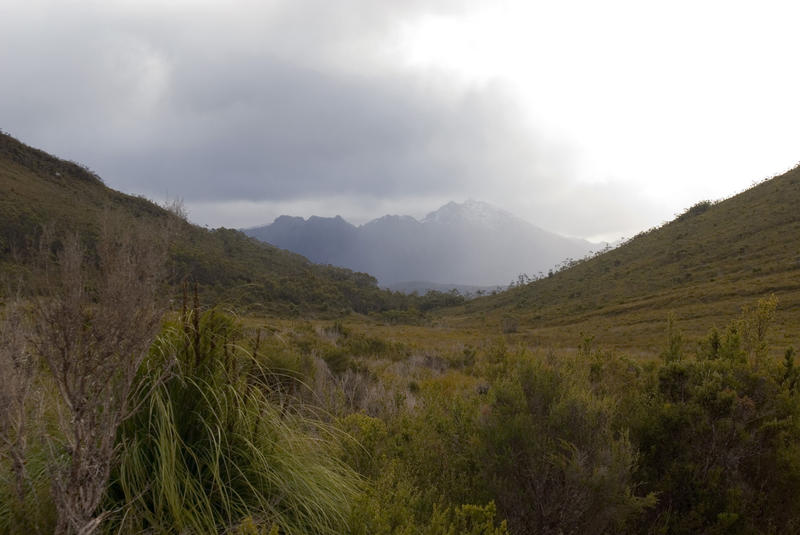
[451,165,800,352]
[0,132,410,316]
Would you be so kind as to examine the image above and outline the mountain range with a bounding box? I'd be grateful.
[243,200,597,288]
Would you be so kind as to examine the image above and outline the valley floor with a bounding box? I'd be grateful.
[4,292,800,534]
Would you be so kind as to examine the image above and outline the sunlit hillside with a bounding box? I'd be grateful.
[448,166,800,353]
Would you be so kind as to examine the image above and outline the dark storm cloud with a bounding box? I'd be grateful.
[109,61,543,201]
[0,0,554,206]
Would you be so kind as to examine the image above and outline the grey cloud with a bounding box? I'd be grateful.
[117,65,546,202]
[0,0,650,240]
[2,1,549,203]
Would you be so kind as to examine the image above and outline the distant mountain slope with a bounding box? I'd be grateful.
[0,132,404,316]
[385,281,502,296]
[262,215,359,266]
[244,200,596,286]
[453,166,800,351]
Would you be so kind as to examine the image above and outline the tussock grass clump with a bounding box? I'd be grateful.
[108,308,361,534]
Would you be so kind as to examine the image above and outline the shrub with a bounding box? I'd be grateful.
[478,352,654,534]
[630,357,800,533]
[29,217,168,535]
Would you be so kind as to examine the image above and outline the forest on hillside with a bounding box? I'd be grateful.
[3,214,800,535]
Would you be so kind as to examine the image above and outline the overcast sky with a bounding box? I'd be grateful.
[2,0,799,242]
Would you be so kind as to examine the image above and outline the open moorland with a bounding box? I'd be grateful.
[2,134,800,534]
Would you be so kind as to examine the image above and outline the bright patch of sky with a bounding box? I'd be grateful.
[395,0,800,240]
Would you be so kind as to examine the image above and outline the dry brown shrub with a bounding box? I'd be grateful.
[30,213,169,535]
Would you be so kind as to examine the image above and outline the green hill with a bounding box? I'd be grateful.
[450,165,800,352]
[0,131,407,316]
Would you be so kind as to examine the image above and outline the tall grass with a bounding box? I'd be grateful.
[106,309,361,534]
[0,440,56,534]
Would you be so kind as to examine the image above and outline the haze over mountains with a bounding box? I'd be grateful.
[243,200,597,288]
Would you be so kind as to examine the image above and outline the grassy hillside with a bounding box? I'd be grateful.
[0,132,411,316]
[449,165,800,352]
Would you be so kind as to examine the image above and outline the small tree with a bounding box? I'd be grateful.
[30,215,168,535]
[741,294,778,367]
[661,313,683,363]
[698,327,721,360]
[719,321,746,362]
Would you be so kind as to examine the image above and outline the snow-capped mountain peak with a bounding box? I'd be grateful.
[422,199,521,229]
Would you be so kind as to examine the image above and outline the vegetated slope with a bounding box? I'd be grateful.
[453,165,800,351]
[0,132,404,316]
[245,200,597,287]
[385,280,502,296]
